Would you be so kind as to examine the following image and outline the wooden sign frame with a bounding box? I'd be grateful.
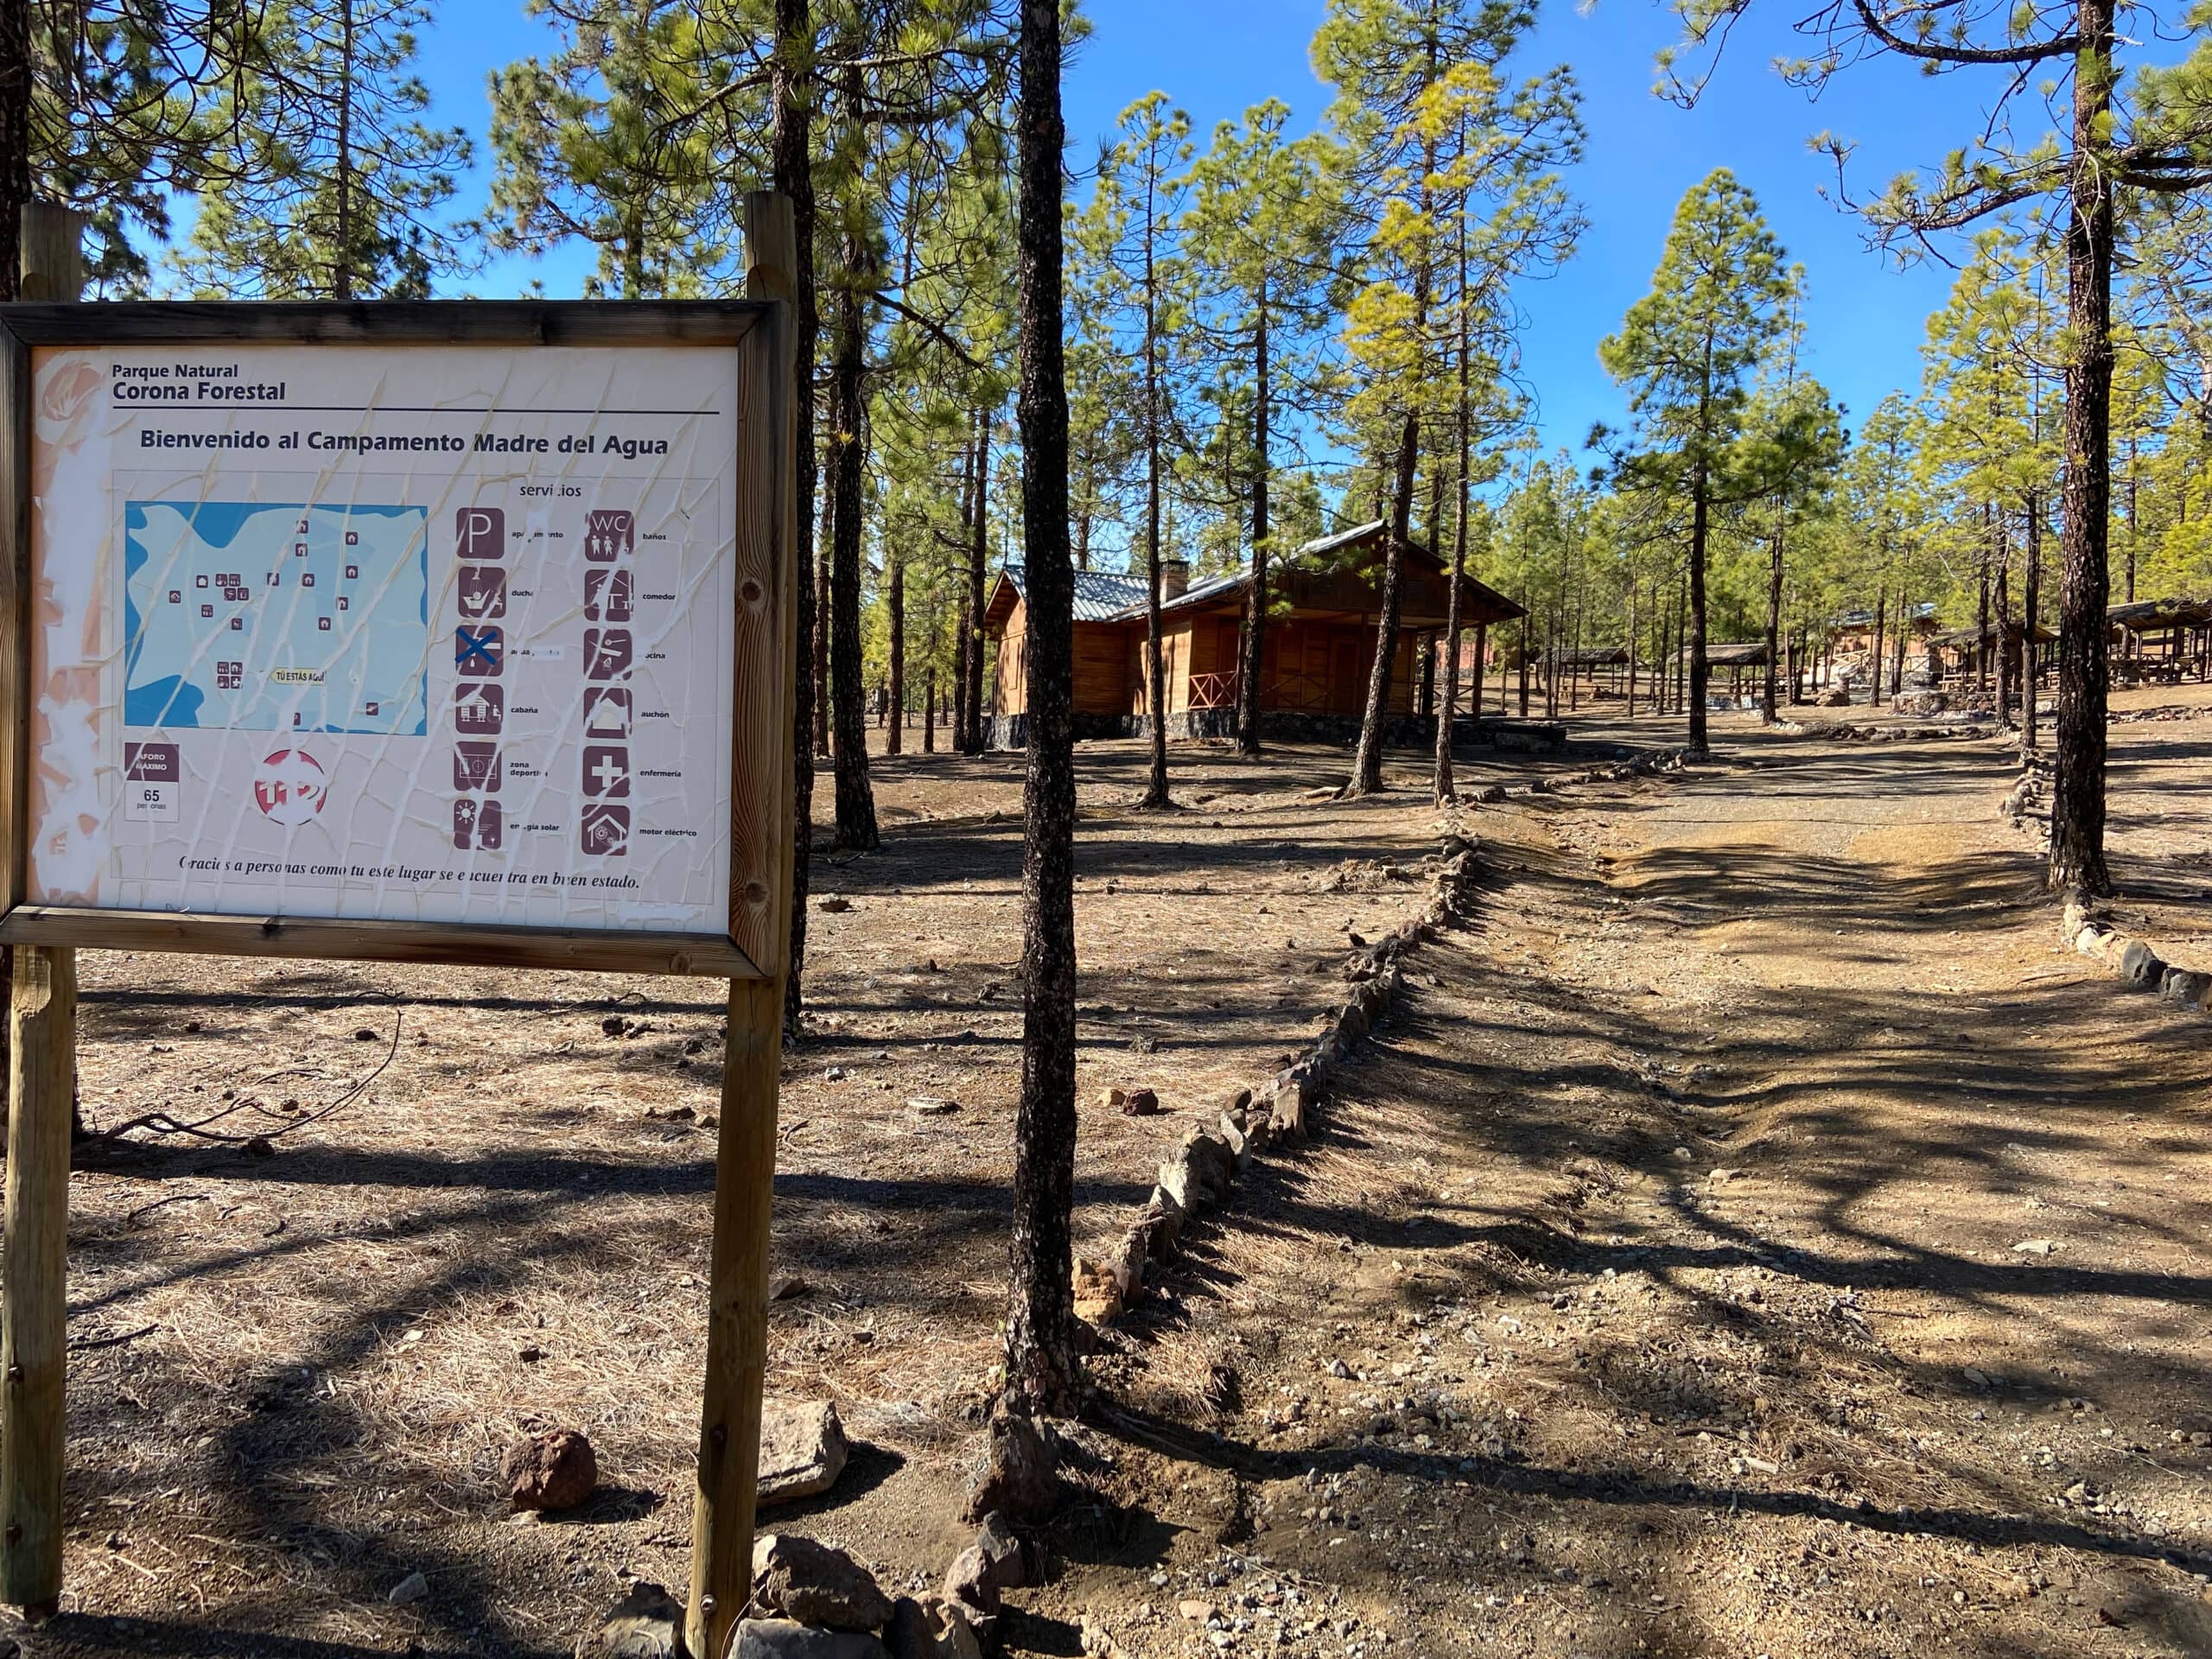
[0,194,799,1659]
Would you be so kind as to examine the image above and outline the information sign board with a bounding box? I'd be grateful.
[0,305,790,976]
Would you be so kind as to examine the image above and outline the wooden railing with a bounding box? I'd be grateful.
[1186,671,1236,710]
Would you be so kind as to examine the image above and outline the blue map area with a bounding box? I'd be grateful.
[124,501,429,734]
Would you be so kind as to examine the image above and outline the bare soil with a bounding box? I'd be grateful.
[13,697,2212,1658]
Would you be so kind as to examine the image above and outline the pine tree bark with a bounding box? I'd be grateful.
[963,410,990,753]
[828,245,878,850]
[1236,296,1270,758]
[1138,188,1170,808]
[769,0,817,1033]
[1686,458,1711,753]
[0,0,23,305]
[1004,0,1081,1422]
[813,497,831,758]
[1350,410,1416,795]
[2024,490,2042,751]
[886,549,904,756]
[1433,381,1468,803]
[2050,0,2115,895]
[1761,512,1783,725]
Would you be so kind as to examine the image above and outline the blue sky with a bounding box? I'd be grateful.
[410,0,2059,464]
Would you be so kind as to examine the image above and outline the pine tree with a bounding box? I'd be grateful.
[1316,0,1581,794]
[1659,0,2212,893]
[486,0,738,297]
[1184,99,1340,758]
[179,0,467,298]
[1596,169,1798,754]
[1089,92,1192,808]
[1002,0,1082,1428]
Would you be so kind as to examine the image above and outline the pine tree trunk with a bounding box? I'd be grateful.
[1996,556,2015,725]
[964,410,990,754]
[770,0,817,1034]
[1236,298,1270,758]
[334,0,355,297]
[2050,0,2115,895]
[1687,461,1711,753]
[0,0,25,304]
[1977,506,1993,693]
[887,551,904,757]
[1350,409,1416,795]
[1761,512,1783,724]
[2024,490,2042,751]
[924,665,937,753]
[1139,194,1170,809]
[828,251,878,851]
[1004,0,1081,1421]
[1870,575,1886,713]
[813,493,831,757]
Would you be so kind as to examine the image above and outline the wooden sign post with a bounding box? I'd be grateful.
[0,197,798,1656]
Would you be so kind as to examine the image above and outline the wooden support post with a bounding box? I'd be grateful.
[2,200,85,1619]
[1,948,72,1616]
[687,189,798,1659]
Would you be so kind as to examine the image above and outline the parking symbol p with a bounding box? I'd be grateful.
[456,506,505,559]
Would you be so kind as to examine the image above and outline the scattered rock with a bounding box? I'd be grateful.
[817,895,853,913]
[752,1533,893,1631]
[885,1595,983,1659]
[353,1027,381,1042]
[760,1401,849,1505]
[2012,1238,2060,1256]
[1179,1599,1217,1622]
[1119,1087,1160,1116]
[1079,1615,1129,1658]
[907,1096,961,1116]
[601,1015,628,1037]
[1071,1255,1125,1324]
[386,1570,429,1605]
[770,1274,813,1302]
[502,1427,598,1512]
[731,1621,890,1659]
[578,1582,684,1658]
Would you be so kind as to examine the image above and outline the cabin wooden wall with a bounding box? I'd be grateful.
[1073,620,1129,715]
[1000,603,1421,721]
[1128,618,1195,716]
[991,596,1027,717]
[1251,618,1414,715]
[992,601,1129,719]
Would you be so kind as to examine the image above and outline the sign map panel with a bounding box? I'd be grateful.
[28,342,740,933]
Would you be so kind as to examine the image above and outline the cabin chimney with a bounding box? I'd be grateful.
[1160,558,1190,600]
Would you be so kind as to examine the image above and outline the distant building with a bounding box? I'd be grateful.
[981,519,1525,746]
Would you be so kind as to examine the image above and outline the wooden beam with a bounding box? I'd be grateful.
[687,190,796,1659]
[0,907,757,978]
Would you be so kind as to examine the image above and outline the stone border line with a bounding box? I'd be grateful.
[2060,893,2212,1013]
[1071,741,1694,1329]
[1067,833,1482,1329]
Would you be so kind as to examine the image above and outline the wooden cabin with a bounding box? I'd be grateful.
[981,520,1526,742]
[1934,619,2056,684]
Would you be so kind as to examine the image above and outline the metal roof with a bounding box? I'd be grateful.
[995,564,1149,622]
[2109,597,2212,631]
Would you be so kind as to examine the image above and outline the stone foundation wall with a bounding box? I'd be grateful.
[982,709,1569,753]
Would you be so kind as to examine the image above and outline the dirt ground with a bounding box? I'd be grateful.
[11,690,2212,1657]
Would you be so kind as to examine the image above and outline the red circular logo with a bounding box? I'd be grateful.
[252,749,327,826]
